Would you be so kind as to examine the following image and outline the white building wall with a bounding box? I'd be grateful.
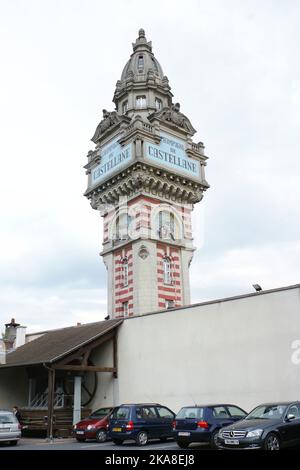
[114,286,300,414]
[89,340,116,410]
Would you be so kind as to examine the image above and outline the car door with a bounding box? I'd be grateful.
[137,406,161,438]
[282,404,300,447]
[156,406,175,437]
[211,406,233,430]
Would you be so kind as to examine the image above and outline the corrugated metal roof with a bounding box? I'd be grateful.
[0,319,123,368]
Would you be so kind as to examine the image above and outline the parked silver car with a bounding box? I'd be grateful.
[0,410,21,446]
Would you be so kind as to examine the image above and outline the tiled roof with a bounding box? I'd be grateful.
[0,319,122,368]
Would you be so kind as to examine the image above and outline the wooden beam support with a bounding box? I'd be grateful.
[113,334,118,379]
[46,368,55,441]
[56,331,115,366]
[82,348,92,366]
[53,365,115,372]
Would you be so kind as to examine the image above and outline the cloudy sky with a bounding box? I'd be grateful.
[0,0,299,332]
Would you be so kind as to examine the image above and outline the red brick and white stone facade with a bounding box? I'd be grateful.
[84,30,209,318]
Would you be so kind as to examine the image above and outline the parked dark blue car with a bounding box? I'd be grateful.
[173,404,247,448]
[108,403,175,446]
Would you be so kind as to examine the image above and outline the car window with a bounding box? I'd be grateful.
[0,414,17,424]
[111,407,130,420]
[156,407,174,419]
[212,406,230,419]
[176,408,204,419]
[246,404,287,420]
[89,408,112,419]
[227,406,246,418]
[287,404,300,419]
[136,407,157,419]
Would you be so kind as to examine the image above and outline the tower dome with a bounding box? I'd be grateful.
[120,28,164,82]
[113,29,173,116]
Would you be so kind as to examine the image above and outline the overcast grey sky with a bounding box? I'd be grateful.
[0,0,299,332]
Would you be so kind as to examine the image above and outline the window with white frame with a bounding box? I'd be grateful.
[163,257,172,285]
[136,95,147,108]
[122,258,128,287]
[122,301,129,317]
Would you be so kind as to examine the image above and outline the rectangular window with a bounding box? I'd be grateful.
[136,96,146,108]
[158,211,175,240]
[138,55,144,69]
[155,98,162,111]
[122,101,128,114]
[163,258,172,285]
[123,260,128,287]
[122,301,129,317]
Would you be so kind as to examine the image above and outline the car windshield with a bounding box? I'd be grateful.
[246,404,287,420]
[0,414,16,424]
[111,407,130,420]
[89,408,111,419]
[176,408,204,419]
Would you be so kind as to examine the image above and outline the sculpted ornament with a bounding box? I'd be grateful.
[155,103,196,135]
[138,245,149,259]
[91,109,122,143]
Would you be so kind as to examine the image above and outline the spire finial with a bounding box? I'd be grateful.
[138,28,145,39]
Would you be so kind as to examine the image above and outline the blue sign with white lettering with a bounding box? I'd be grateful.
[92,138,132,185]
[144,133,200,178]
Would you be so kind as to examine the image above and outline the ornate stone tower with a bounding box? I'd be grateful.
[84,29,209,318]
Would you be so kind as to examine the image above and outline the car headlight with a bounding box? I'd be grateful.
[247,429,263,438]
[218,429,224,438]
[87,424,96,430]
[73,424,77,430]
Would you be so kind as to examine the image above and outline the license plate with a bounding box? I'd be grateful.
[112,427,122,432]
[76,431,84,435]
[225,439,239,445]
[178,432,190,436]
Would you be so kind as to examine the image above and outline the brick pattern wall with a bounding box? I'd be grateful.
[114,245,133,318]
[157,242,182,309]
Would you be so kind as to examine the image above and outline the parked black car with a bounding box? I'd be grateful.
[173,404,247,448]
[218,401,300,450]
[108,403,175,446]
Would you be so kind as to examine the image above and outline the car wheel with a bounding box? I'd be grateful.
[264,433,280,451]
[210,430,220,449]
[113,439,123,445]
[9,441,17,446]
[96,429,107,443]
[136,431,148,446]
[177,440,190,449]
[76,437,86,442]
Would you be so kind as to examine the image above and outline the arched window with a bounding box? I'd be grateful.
[122,258,128,287]
[155,98,162,111]
[157,211,175,240]
[163,257,172,285]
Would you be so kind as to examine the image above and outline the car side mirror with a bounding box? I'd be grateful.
[286,414,295,421]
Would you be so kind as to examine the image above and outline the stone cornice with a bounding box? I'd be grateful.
[85,161,209,209]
